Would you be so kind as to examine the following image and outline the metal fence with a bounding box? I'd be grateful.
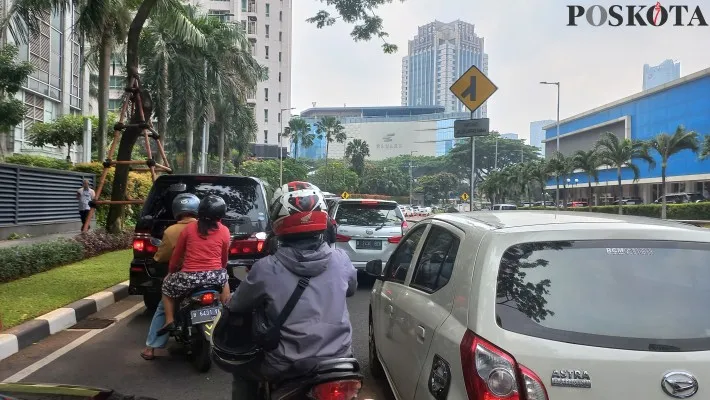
[0,163,95,226]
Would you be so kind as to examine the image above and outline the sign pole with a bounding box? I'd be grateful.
[470,111,474,212]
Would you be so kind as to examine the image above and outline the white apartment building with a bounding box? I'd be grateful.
[1,4,91,162]
[191,0,293,150]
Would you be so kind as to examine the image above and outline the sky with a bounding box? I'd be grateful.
[291,0,710,143]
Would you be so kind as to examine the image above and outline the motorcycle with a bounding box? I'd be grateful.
[259,358,364,400]
[151,238,222,373]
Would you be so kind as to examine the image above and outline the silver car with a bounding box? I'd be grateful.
[332,199,407,269]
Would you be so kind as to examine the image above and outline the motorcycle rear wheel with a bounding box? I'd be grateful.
[190,336,212,373]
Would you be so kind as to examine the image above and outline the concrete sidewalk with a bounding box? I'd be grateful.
[0,231,80,249]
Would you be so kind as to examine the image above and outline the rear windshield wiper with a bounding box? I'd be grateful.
[375,213,401,231]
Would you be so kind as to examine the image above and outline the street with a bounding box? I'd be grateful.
[0,273,393,400]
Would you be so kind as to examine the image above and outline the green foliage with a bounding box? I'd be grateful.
[4,154,72,170]
[24,113,118,159]
[238,158,309,189]
[345,139,370,177]
[286,117,314,159]
[524,202,710,220]
[311,161,359,194]
[0,239,84,282]
[417,172,459,203]
[0,45,34,160]
[359,164,408,196]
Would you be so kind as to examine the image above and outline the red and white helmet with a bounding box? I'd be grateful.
[269,181,328,237]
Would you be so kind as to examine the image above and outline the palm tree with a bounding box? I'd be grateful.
[529,160,550,207]
[285,117,314,159]
[315,116,347,187]
[572,149,602,211]
[345,139,370,177]
[547,152,574,209]
[595,132,655,215]
[647,126,699,219]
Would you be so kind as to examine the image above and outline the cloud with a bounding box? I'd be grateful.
[292,0,710,142]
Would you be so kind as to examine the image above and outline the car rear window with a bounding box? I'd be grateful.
[142,177,267,222]
[334,202,403,227]
[496,240,710,351]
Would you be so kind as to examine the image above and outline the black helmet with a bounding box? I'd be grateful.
[198,195,227,220]
[211,307,261,372]
[172,193,200,219]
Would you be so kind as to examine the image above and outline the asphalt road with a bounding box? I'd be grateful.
[0,272,393,400]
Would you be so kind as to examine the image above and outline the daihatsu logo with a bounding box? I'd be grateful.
[661,371,698,398]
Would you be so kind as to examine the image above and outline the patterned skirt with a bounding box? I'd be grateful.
[162,269,228,298]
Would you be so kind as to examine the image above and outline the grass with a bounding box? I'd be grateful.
[0,250,131,330]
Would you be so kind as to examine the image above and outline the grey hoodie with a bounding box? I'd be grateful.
[228,240,358,378]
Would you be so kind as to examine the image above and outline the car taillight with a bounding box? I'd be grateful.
[132,238,157,253]
[335,234,351,242]
[200,292,215,305]
[229,232,266,255]
[388,236,402,244]
[460,331,548,400]
[401,220,409,230]
[309,380,362,400]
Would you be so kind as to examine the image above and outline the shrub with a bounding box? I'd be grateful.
[73,229,133,258]
[524,202,710,220]
[0,239,84,282]
[4,154,72,170]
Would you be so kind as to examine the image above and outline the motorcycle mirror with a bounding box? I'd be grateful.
[150,238,162,247]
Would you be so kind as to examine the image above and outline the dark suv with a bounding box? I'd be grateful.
[129,174,273,311]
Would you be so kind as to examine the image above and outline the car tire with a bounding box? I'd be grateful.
[369,316,386,380]
[143,293,161,314]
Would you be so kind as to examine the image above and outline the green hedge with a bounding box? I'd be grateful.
[4,154,72,170]
[525,202,710,220]
[0,229,133,283]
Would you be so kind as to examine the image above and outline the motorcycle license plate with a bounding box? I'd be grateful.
[190,306,219,325]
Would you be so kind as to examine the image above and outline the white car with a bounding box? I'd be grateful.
[366,211,710,400]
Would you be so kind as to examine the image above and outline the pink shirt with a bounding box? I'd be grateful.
[169,222,230,273]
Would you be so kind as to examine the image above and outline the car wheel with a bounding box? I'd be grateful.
[143,293,161,314]
[369,317,385,379]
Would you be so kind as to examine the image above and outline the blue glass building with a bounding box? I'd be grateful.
[543,67,710,204]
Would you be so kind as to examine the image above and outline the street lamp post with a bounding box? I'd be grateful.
[279,107,295,186]
[540,81,561,208]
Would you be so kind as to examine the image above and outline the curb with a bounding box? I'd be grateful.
[0,280,131,362]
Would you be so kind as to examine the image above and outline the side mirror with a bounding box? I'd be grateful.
[365,259,383,278]
[150,238,163,247]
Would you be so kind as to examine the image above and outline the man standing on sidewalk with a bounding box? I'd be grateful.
[76,179,95,230]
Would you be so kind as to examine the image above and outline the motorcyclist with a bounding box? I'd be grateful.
[140,193,199,361]
[222,181,358,398]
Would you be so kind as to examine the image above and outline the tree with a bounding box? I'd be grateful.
[311,161,359,194]
[0,45,33,161]
[529,160,551,207]
[546,152,574,209]
[238,158,308,189]
[595,132,655,215]
[359,164,408,196]
[285,117,314,159]
[417,172,459,204]
[647,126,699,219]
[314,116,347,186]
[572,149,602,211]
[345,139,370,177]
[26,115,87,161]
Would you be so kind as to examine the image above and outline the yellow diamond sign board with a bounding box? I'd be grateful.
[449,65,498,113]
[341,191,350,199]
[460,192,470,201]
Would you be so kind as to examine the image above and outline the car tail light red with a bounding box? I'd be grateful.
[308,380,362,400]
[388,236,402,244]
[229,232,267,255]
[200,292,215,305]
[335,234,351,242]
[132,238,157,253]
[460,331,548,400]
[401,220,409,230]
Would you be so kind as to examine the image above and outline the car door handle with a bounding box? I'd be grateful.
[386,304,394,315]
[416,325,426,343]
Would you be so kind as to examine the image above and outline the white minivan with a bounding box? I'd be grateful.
[366,211,710,399]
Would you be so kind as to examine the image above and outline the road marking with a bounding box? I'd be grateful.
[2,302,144,383]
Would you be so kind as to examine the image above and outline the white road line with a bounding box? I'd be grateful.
[2,302,144,383]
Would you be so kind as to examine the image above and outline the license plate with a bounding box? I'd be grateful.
[356,239,382,250]
[190,307,219,325]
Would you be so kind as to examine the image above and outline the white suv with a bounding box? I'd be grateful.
[366,211,710,400]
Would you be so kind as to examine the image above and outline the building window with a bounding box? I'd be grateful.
[265,3,270,16]
[279,11,282,21]
[279,31,282,41]
[265,46,269,59]
[278,51,281,62]
[278,72,281,82]
[241,0,247,11]
[264,130,268,143]
[264,109,268,122]
[109,76,123,89]
[277,112,281,123]
[241,20,246,31]
[265,24,269,38]
[208,10,231,22]
[278,92,281,102]
[264,88,268,101]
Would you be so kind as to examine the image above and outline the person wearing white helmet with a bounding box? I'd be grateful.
[217,181,358,398]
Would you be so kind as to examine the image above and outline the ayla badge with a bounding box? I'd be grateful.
[567,2,708,27]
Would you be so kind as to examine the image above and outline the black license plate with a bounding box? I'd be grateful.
[190,307,219,325]
[356,239,382,250]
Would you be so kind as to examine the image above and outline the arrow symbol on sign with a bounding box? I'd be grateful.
[461,76,476,101]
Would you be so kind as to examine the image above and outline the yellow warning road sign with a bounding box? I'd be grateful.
[450,65,498,113]
[460,192,470,201]
[341,191,350,199]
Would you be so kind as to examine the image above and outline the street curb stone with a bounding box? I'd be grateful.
[0,280,130,362]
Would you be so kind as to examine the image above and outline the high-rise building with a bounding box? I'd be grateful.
[400,20,488,117]
[643,59,680,90]
[2,7,90,161]
[529,120,554,156]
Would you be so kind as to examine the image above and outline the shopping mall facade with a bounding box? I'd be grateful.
[294,106,470,160]
[543,66,710,204]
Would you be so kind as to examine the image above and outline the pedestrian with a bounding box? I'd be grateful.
[76,179,95,230]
